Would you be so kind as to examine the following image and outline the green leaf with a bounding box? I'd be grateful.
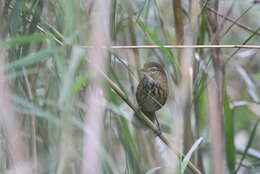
[12,95,60,125]
[115,115,144,173]
[137,21,179,68]
[0,33,50,47]
[235,118,260,174]
[194,72,207,130]
[8,0,23,35]
[224,88,235,173]
[5,48,60,70]
[69,75,89,96]
[181,137,203,173]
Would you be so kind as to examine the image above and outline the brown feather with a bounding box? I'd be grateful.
[135,62,168,123]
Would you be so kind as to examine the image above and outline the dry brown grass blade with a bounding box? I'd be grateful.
[173,0,184,45]
[108,45,260,49]
[206,1,225,173]
[207,7,260,36]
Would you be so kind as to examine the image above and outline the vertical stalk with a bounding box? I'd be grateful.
[0,49,29,174]
[81,0,111,173]
[206,1,225,174]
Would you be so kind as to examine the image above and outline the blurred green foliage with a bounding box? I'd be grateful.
[0,0,260,174]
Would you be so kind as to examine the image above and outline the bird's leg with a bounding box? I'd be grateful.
[154,116,162,136]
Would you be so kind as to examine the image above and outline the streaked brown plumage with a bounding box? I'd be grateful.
[136,62,168,124]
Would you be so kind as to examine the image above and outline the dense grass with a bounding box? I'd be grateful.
[0,0,260,174]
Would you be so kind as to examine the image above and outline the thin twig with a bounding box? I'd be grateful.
[80,45,260,49]
[22,67,37,172]
[207,7,260,36]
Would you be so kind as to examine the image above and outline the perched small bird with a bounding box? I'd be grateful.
[135,61,169,129]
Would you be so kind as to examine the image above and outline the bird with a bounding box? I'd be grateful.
[135,61,169,130]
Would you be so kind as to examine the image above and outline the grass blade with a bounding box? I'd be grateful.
[181,137,203,173]
[137,21,179,68]
[224,88,235,173]
[235,118,260,173]
[6,48,60,70]
[0,33,50,47]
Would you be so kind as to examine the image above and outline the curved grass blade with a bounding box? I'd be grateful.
[12,95,60,125]
[181,137,203,173]
[235,118,260,173]
[137,21,179,69]
[145,167,162,174]
[5,48,60,70]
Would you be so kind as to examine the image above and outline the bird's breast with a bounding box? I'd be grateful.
[136,76,168,112]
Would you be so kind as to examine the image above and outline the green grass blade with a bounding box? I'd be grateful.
[69,75,89,96]
[12,95,60,125]
[137,21,179,68]
[224,88,236,173]
[0,33,50,46]
[6,48,60,70]
[234,118,260,173]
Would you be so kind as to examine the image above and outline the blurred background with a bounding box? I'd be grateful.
[0,0,260,174]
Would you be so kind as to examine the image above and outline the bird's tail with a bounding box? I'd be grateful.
[132,111,156,130]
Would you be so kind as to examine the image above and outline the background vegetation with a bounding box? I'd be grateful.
[0,0,260,174]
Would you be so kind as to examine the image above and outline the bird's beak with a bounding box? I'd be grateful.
[140,68,149,77]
